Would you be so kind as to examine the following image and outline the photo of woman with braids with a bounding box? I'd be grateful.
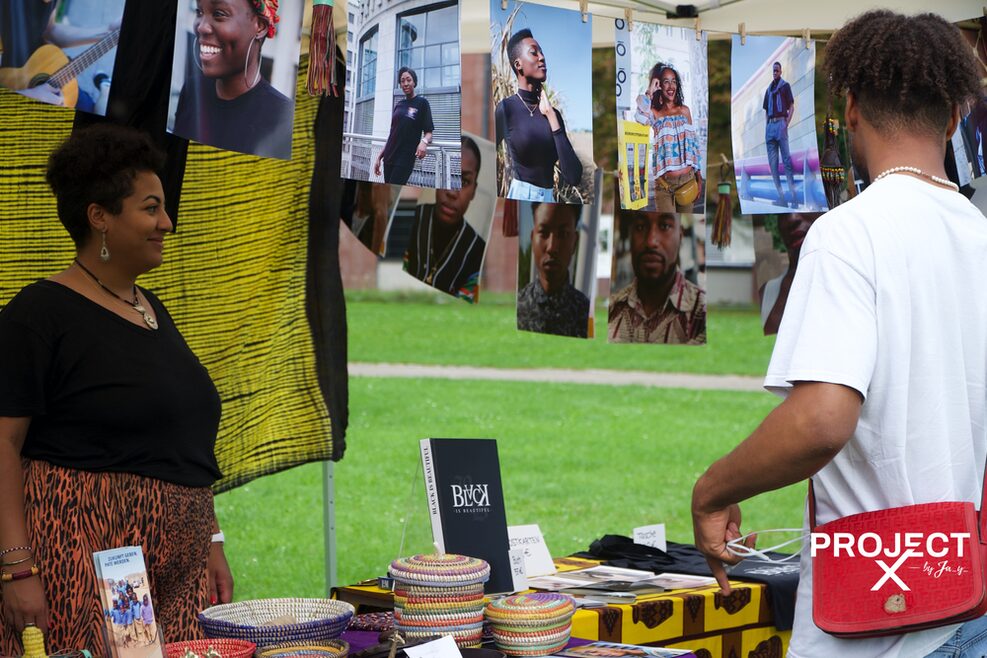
[491,1,594,204]
[168,0,301,160]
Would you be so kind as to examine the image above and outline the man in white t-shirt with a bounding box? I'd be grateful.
[692,10,987,658]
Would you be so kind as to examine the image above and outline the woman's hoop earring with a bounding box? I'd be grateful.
[244,37,262,90]
[192,36,204,73]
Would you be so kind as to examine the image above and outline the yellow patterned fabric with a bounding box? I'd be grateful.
[0,57,338,492]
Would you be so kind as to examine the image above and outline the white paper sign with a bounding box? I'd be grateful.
[508,524,555,577]
[633,523,667,551]
[509,547,528,592]
[404,635,463,658]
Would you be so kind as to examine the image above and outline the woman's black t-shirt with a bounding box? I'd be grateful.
[0,281,223,487]
[381,95,435,169]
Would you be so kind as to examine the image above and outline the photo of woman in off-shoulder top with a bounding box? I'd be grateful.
[649,63,703,213]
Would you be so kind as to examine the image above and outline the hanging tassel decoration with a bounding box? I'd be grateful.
[308,0,338,97]
[711,161,733,248]
[820,112,846,209]
[502,199,519,238]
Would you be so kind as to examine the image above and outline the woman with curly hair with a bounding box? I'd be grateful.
[173,0,293,159]
[649,63,702,212]
[0,125,233,655]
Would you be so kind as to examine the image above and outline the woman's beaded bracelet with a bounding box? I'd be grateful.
[0,546,33,558]
[1,554,34,568]
[1,565,40,583]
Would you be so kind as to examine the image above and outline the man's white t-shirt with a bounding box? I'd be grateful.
[764,174,987,658]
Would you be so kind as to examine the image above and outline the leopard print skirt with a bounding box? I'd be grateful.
[0,459,214,655]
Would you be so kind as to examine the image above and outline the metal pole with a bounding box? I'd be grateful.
[323,461,337,595]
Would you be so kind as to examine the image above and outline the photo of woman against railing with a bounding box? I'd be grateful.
[374,67,434,185]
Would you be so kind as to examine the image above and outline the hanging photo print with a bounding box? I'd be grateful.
[167,0,303,160]
[341,0,463,190]
[341,181,401,257]
[491,0,595,205]
[402,132,496,303]
[730,35,827,214]
[753,213,820,335]
[515,194,600,339]
[614,19,708,215]
[0,0,125,114]
[609,180,706,345]
[950,15,987,186]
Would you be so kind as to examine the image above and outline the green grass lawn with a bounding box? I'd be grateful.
[216,376,802,599]
[347,292,775,377]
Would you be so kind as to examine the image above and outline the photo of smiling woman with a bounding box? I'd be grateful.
[492,1,594,204]
[374,67,434,185]
[167,0,302,160]
[649,63,703,213]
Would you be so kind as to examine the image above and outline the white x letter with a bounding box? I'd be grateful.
[871,550,916,591]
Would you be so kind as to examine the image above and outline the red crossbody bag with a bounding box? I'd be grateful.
[810,478,987,637]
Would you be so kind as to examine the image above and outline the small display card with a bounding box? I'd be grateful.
[508,524,555,577]
[404,635,463,658]
[633,523,667,551]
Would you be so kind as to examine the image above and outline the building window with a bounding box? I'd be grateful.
[395,2,459,91]
[357,28,378,100]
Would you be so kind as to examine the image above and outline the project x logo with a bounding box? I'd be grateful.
[810,532,971,591]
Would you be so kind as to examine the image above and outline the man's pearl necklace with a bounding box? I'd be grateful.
[872,166,960,192]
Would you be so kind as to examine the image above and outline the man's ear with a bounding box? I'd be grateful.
[945,104,962,141]
[844,92,859,133]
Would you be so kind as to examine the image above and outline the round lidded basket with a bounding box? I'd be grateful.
[197,598,354,647]
[164,638,257,658]
[484,593,575,657]
[389,554,490,649]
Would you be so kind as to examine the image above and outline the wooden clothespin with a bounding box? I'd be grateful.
[580,0,588,23]
[803,28,811,47]
[625,8,633,31]
[739,22,747,46]
[695,16,701,40]
[501,0,507,9]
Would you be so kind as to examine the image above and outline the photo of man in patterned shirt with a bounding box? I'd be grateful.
[608,211,706,345]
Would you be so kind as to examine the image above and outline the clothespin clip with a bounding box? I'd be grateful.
[803,28,810,47]
[695,16,701,40]
[625,8,633,31]
[501,0,507,9]
[739,22,747,46]
[580,0,588,23]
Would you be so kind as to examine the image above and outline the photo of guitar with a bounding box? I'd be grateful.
[0,28,119,108]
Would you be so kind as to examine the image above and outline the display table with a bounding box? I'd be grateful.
[332,560,790,658]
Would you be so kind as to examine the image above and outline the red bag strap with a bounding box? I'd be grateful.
[809,457,987,538]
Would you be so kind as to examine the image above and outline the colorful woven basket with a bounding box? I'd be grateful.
[164,638,257,658]
[197,598,354,647]
[389,554,490,649]
[255,639,350,658]
[484,594,574,656]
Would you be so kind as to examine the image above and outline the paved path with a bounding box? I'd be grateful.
[349,362,765,392]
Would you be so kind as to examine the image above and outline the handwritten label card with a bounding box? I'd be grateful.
[508,524,555,577]
[404,635,463,658]
[509,547,528,592]
[633,523,667,552]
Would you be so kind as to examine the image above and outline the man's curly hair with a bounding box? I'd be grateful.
[823,10,981,137]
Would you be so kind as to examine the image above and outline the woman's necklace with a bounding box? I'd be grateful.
[515,91,537,117]
[872,166,960,192]
[74,259,159,330]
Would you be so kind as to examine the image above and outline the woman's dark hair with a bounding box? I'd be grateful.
[46,124,165,248]
[507,28,534,74]
[823,10,981,137]
[650,65,685,110]
[397,66,417,87]
[462,136,481,174]
[648,62,664,85]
